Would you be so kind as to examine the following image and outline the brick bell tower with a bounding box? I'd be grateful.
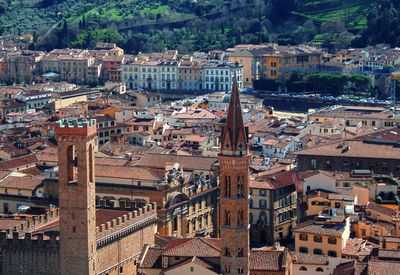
[219,79,250,275]
[56,118,97,275]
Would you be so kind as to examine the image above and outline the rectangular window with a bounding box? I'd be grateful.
[313,236,322,243]
[328,237,337,244]
[300,234,308,241]
[311,159,317,169]
[361,229,366,236]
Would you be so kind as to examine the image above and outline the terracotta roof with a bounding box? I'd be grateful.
[20,166,43,176]
[29,209,132,233]
[294,139,400,160]
[135,153,217,171]
[294,221,346,237]
[140,247,163,268]
[0,219,25,230]
[342,238,378,259]
[249,179,273,189]
[249,249,288,271]
[380,236,400,243]
[0,175,42,190]
[95,157,128,166]
[163,256,219,273]
[0,170,11,179]
[292,252,329,265]
[252,170,298,190]
[0,154,38,170]
[185,134,208,143]
[95,209,131,227]
[125,118,154,126]
[378,249,400,260]
[307,190,332,199]
[367,260,400,275]
[332,261,356,275]
[95,165,161,181]
[162,237,220,257]
[366,202,397,217]
[172,109,218,120]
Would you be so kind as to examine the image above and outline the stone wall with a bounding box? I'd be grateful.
[0,232,60,275]
[96,203,157,275]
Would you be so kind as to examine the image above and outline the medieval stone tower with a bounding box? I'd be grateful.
[56,118,97,275]
[219,79,250,274]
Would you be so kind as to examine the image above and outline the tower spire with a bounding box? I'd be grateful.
[219,74,250,274]
[221,77,248,156]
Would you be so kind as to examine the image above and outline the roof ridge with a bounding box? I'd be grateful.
[198,237,220,251]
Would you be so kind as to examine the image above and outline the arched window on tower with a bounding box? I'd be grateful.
[225,210,231,226]
[237,210,243,226]
[238,247,244,257]
[225,176,231,197]
[67,145,77,182]
[225,247,231,256]
[237,176,244,198]
[89,144,94,183]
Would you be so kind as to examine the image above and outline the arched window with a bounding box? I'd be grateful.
[237,210,243,226]
[67,145,77,182]
[238,267,244,274]
[224,247,230,256]
[299,247,308,253]
[225,176,231,197]
[306,185,311,191]
[259,211,266,224]
[299,266,307,271]
[259,199,266,209]
[225,265,230,273]
[316,267,324,272]
[225,211,231,226]
[88,143,94,183]
[237,176,244,198]
[238,247,243,257]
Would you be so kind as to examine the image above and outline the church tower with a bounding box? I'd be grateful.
[219,79,250,274]
[56,118,97,275]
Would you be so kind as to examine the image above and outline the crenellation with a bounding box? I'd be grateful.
[1,231,59,250]
[96,203,157,241]
[55,118,97,140]
[6,207,60,236]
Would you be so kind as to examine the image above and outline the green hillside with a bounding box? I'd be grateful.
[0,0,392,52]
